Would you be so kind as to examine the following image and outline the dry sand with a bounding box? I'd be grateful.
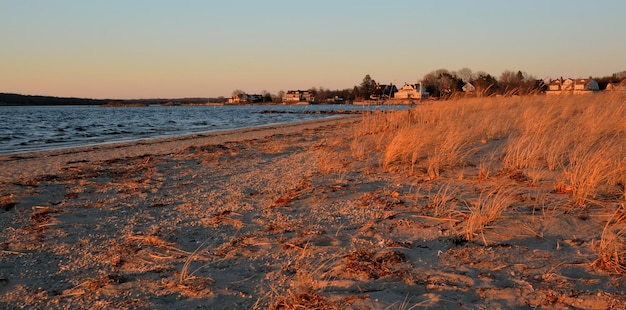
[0,115,624,309]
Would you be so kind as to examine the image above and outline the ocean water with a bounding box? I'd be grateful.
[0,104,407,155]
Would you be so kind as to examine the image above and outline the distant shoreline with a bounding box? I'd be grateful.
[0,92,223,106]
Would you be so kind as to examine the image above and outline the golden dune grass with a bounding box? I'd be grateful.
[592,204,626,274]
[359,93,626,205]
[353,92,626,273]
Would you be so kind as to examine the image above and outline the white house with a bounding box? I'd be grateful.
[394,83,428,100]
[547,78,565,92]
[283,90,314,104]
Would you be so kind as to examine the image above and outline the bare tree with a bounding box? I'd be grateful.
[261,90,272,103]
[274,90,285,103]
[422,69,463,98]
[499,70,536,95]
[316,86,328,102]
[455,67,474,83]
[231,89,246,97]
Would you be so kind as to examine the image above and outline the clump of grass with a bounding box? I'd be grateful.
[350,113,395,161]
[501,131,549,170]
[427,131,473,179]
[428,182,459,217]
[564,144,617,205]
[592,205,626,274]
[465,187,515,245]
[314,144,347,175]
[477,156,493,181]
[179,238,213,285]
[255,241,339,310]
[382,126,429,174]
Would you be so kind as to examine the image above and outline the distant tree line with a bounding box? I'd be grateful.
[0,93,226,106]
[420,68,626,99]
[420,68,544,98]
[237,74,387,104]
[0,93,109,106]
[332,68,626,101]
[594,70,626,89]
[308,70,543,102]
[250,69,548,104]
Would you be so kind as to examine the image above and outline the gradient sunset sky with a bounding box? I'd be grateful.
[2,0,625,99]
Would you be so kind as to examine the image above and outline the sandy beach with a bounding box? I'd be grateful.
[1,109,625,309]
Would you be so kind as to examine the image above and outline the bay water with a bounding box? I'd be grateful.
[0,104,406,155]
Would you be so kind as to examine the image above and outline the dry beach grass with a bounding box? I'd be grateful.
[1,93,626,309]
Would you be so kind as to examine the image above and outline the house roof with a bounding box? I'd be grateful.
[548,78,591,86]
[574,78,596,86]
[398,83,417,91]
[376,84,397,90]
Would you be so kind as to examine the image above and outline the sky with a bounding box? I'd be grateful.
[1,0,625,99]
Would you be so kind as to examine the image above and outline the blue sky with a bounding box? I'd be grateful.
[1,0,625,99]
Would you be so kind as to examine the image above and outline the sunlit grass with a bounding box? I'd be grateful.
[355,93,626,205]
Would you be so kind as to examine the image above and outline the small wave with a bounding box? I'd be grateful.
[44,138,66,143]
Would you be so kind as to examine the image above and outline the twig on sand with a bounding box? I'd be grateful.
[410,215,461,222]
[1,250,27,256]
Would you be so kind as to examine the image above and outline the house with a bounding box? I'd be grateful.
[283,90,314,104]
[228,93,264,104]
[605,81,626,91]
[325,96,345,104]
[561,78,575,91]
[373,83,398,100]
[547,79,563,92]
[573,78,599,94]
[247,94,264,103]
[462,82,476,93]
[547,77,574,92]
[394,83,428,100]
[228,93,249,104]
[546,77,598,95]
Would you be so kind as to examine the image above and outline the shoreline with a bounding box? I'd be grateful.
[0,104,380,158]
[0,116,360,183]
